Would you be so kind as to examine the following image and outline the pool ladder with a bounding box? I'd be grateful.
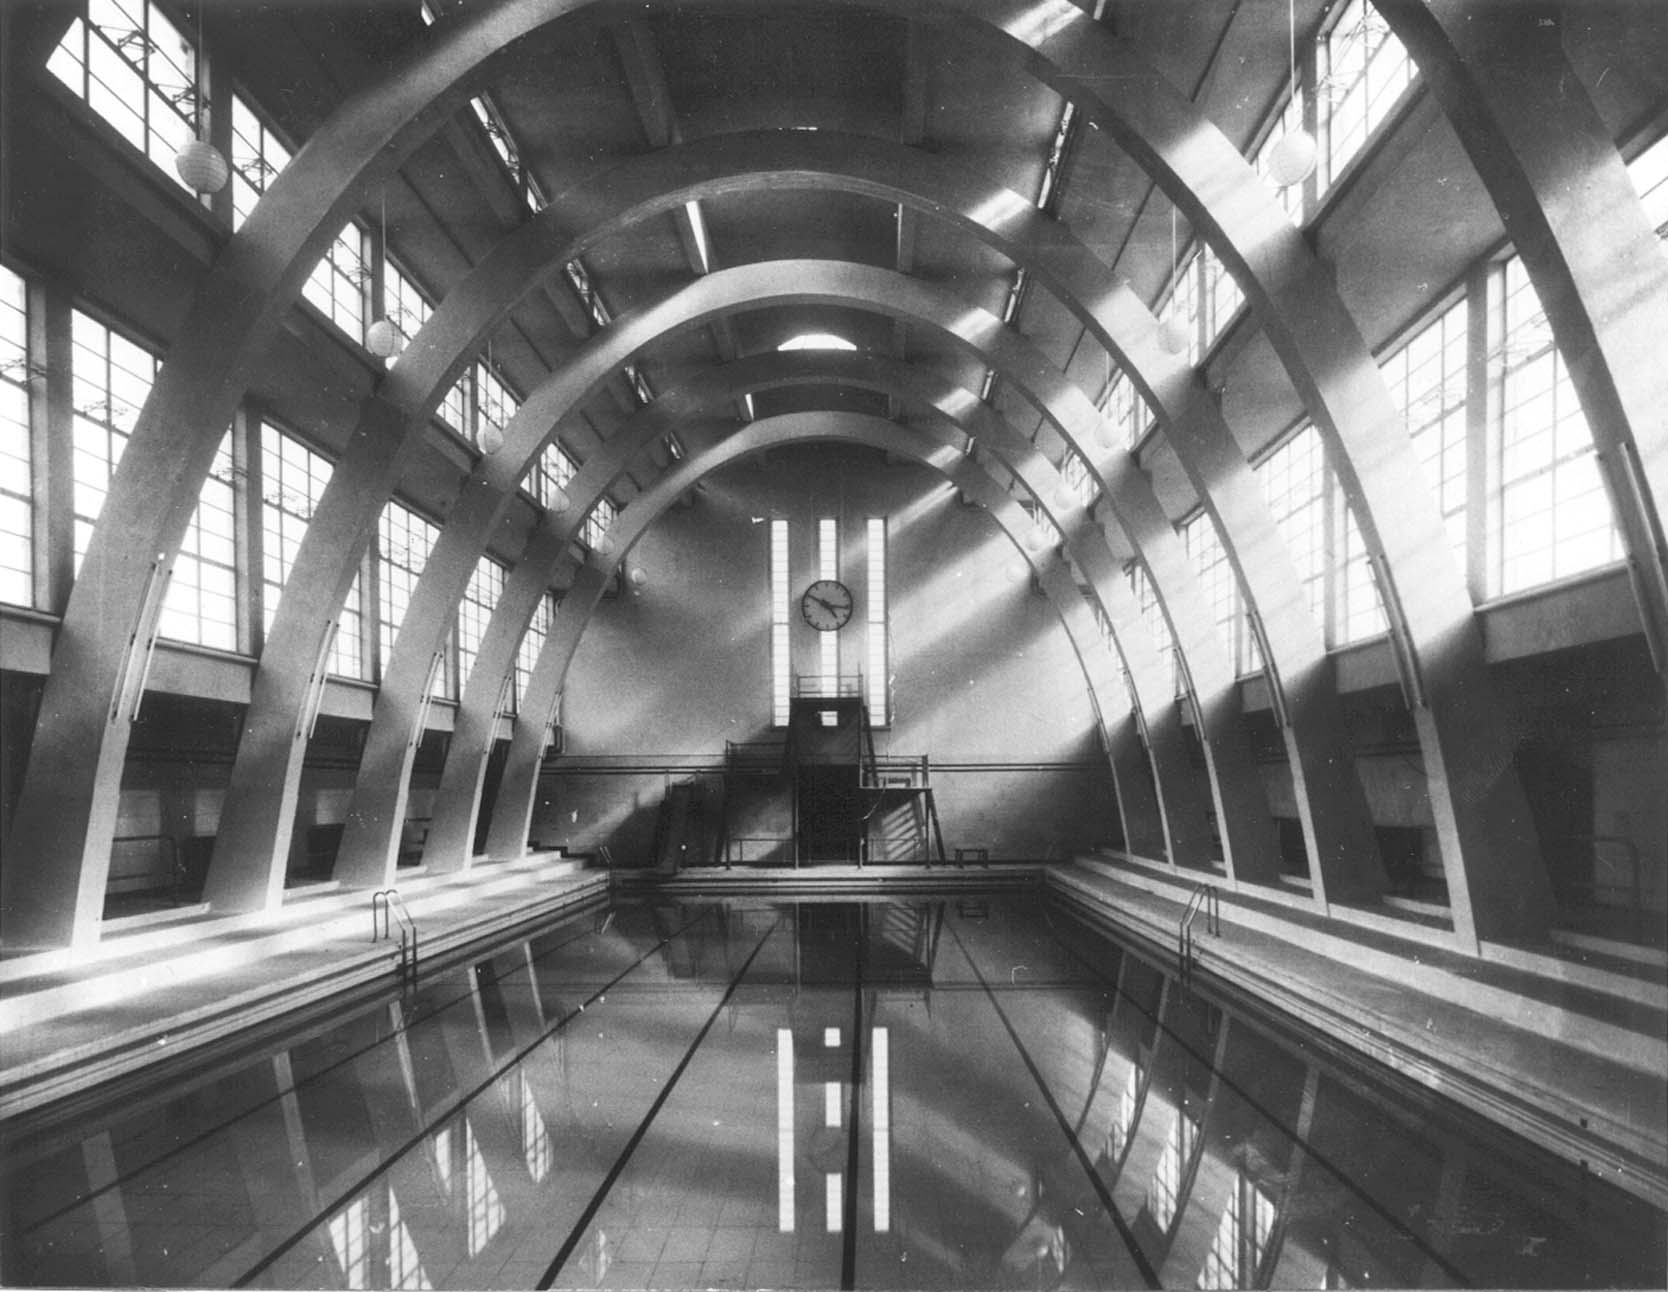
[1178,883,1220,992]
[372,889,419,989]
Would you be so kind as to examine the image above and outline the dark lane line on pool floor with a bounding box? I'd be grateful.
[1035,904,1473,1286]
[536,916,784,1290]
[232,906,721,1288]
[946,920,1161,1290]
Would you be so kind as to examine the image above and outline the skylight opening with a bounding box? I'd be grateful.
[778,333,857,352]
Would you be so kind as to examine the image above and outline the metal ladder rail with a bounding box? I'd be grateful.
[1178,882,1220,991]
[372,888,420,988]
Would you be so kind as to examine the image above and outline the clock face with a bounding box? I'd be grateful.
[800,578,854,632]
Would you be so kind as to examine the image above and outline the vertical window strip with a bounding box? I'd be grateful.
[1489,255,1619,595]
[1384,297,1469,566]
[456,557,506,691]
[1128,561,1181,696]
[582,496,616,551]
[304,225,368,341]
[158,430,238,650]
[1104,367,1148,450]
[382,259,432,360]
[771,520,791,726]
[866,517,887,725]
[229,93,292,230]
[377,500,441,680]
[529,442,576,510]
[1063,450,1097,508]
[518,1072,552,1183]
[1333,491,1387,644]
[1158,249,1202,365]
[261,424,364,678]
[819,517,839,698]
[514,590,556,712]
[386,1187,431,1291]
[1627,133,1668,241]
[1182,512,1260,675]
[463,1119,504,1256]
[437,376,469,435]
[1257,424,1327,630]
[1317,0,1417,196]
[473,361,517,450]
[1199,243,1244,349]
[47,0,199,193]
[0,264,33,605]
[325,1195,369,1289]
[1253,89,1307,225]
[70,309,158,571]
[1198,1173,1240,1290]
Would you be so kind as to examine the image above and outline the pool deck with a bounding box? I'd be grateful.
[1,856,1663,1211]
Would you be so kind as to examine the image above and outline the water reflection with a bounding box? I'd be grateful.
[0,896,1661,1289]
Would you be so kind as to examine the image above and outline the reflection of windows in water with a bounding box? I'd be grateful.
[1147,1105,1200,1232]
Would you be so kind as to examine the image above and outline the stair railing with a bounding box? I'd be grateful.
[1178,883,1220,991]
[372,888,419,989]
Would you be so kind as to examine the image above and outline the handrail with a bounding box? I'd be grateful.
[1178,882,1221,991]
[372,888,419,988]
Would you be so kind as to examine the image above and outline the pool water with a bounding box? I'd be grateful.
[2,894,1663,1289]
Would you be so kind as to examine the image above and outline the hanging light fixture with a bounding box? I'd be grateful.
[1267,0,1318,188]
[475,340,503,454]
[365,192,404,359]
[595,532,616,558]
[627,565,649,589]
[1158,205,1191,355]
[546,484,571,516]
[174,5,228,193]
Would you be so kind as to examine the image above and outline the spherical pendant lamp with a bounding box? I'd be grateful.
[1159,315,1191,355]
[627,565,649,589]
[365,317,404,359]
[175,138,229,193]
[1267,129,1317,188]
[476,422,504,456]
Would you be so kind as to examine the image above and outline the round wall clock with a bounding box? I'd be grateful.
[800,578,854,631]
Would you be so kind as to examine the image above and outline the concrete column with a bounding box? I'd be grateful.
[206,394,412,911]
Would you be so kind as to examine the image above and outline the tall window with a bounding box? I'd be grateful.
[1128,561,1182,696]
[382,259,432,361]
[1103,367,1148,450]
[771,519,791,726]
[1258,425,1328,628]
[582,496,616,552]
[262,424,364,678]
[1199,243,1244,349]
[71,309,157,570]
[386,1188,431,1292]
[229,94,292,230]
[1628,133,1668,242]
[158,430,237,650]
[1062,450,1098,509]
[0,264,32,606]
[1253,89,1308,225]
[1147,1107,1200,1233]
[1316,0,1417,196]
[1383,297,1469,565]
[47,0,199,193]
[378,499,441,681]
[456,557,506,690]
[866,518,889,726]
[818,517,839,700]
[325,1195,369,1289]
[473,361,516,451]
[1183,512,1260,676]
[1158,249,1201,365]
[1107,1064,1142,1164]
[514,591,557,713]
[528,441,576,510]
[304,226,368,341]
[1333,491,1386,644]
[1488,255,1619,595]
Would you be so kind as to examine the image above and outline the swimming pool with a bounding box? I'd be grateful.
[3,893,1662,1288]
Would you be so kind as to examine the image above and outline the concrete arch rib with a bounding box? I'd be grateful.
[328,261,1249,890]
[1375,0,1668,666]
[423,350,1176,872]
[481,410,1129,865]
[206,137,1242,917]
[4,0,1526,948]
